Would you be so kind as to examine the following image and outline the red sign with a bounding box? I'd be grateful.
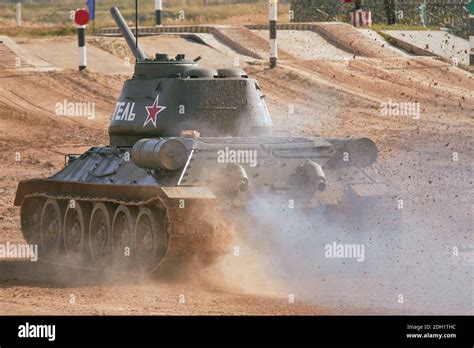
[344,0,353,3]
[74,9,90,26]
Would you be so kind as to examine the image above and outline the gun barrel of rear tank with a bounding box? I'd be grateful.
[110,7,147,61]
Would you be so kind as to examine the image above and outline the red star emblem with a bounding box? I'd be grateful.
[144,95,167,127]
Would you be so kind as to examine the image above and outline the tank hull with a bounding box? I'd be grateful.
[14,136,398,274]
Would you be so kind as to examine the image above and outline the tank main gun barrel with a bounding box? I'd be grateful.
[110,7,147,62]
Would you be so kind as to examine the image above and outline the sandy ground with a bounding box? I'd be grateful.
[15,37,133,74]
[0,260,329,315]
[316,22,404,58]
[358,29,410,57]
[383,30,470,66]
[0,26,472,315]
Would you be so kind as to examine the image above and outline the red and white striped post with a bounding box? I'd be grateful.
[347,0,372,27]
[74,9,90,71]
[350,10,372,27]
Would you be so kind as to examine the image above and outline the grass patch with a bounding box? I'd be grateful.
[1,26,76,38]
[371,23,439,32]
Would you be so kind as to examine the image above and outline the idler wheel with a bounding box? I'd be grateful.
[40,198,64,258]
[89,202,114,266]
[134,206,168,275]
[63,200,90,262]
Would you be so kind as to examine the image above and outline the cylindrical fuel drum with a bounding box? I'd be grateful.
[131,138,188,171]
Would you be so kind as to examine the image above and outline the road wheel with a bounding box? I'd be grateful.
[111,205,137,268]
[40,198,64,259]
[134,206,168,275]
[89,202,114,267]
[63,200,90,262]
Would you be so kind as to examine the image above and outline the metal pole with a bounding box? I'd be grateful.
[384,0,397,26]
[135,0,138,62]
[78,25,87,71]
[355,0,362,11]
[470,17,474,65]
[269,0,278,68]
[155,0,163,27]
[352,0,362,27]
[419,0,427,28]
[16,2,22,27]
[469,1,474,65]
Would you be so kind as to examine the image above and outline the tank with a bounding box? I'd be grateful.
[14,7,401,275]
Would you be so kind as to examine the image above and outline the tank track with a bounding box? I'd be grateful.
[20,192,229,276]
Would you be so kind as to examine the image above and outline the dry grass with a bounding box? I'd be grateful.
[0,0,290,37]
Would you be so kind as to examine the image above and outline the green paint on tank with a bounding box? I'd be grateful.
[108,8,272,146]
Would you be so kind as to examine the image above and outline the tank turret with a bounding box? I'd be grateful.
[108,7,272,146]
